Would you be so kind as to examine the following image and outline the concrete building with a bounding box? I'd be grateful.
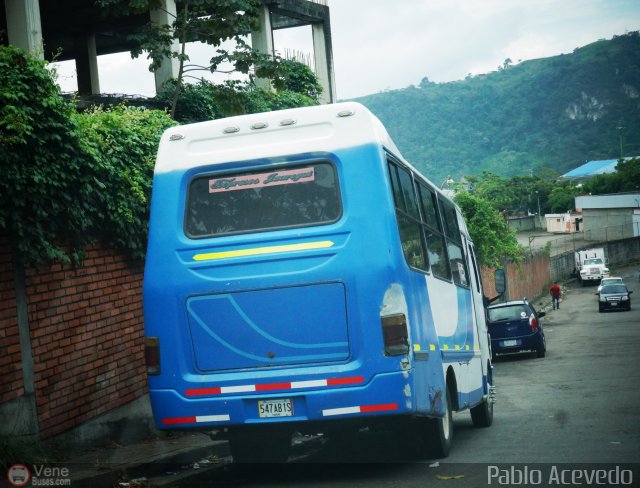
[1,0,336,103]
[575,193,640,241]
[543,212,583,233]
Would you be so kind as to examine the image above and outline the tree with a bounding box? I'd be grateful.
[453,191,524,267]
[547,184,583,213]
[96,0,308,118]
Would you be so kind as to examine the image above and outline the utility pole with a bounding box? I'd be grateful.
[535,191,542,230]
[617,126,626,159]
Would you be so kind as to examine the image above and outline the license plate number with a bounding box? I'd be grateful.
[502,339,518,347]
[610,302,618,306]
[258,399,293,418]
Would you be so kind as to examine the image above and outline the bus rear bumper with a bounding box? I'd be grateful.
[149,370,418,431]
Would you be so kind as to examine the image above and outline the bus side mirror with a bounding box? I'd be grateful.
[494,269,506,296]
[485,268,506,306]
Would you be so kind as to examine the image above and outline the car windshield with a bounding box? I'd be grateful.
[600,285,627,294]
[488,305,529,322]
[584,258,603,265]
[601,278,623,285]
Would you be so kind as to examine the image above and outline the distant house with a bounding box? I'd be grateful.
[575,193,640,240]
[544,212,582,233]
[561,157,636,182]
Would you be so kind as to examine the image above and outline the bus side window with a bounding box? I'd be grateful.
[468,243,481,293]
[388,161,427,271]
[417,184,451,281]
[439,198,469,287]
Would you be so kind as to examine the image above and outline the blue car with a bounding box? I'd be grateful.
[487,300,546,359]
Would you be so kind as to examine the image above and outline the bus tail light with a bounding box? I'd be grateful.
[381,314,409,356]
[529,314,539,332]
[145,337,161,375]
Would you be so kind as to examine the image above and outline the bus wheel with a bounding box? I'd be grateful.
[470,365,494,427]
[421,384,453,458]
[229,432,291,463]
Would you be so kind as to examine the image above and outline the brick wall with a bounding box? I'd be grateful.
[481,253,551,304]
[0,239,147,438]
[0,237,23,404]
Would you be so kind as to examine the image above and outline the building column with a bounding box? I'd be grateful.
[251,3,274,91]
[150,0,180,93]
[5,0,44,58]
[312,20,336,104]
[74,34,101,95]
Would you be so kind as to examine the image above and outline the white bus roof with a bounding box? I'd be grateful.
[154,102,403,174]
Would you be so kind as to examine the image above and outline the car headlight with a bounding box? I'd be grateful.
[599,296,606,302]
[580,270,587,276]
[622,296,629,301]
[603,268,609,274]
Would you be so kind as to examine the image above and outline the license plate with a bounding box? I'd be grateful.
[610,302,618,306]
[258,398,293,418]
[502,339,518,347]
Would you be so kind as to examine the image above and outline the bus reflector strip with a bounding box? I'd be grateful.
[162,414,230,425]
[193,240,335,262]
[186,376,364,397]
[322,403,398,417]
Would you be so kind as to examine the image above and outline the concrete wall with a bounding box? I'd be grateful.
[583,208,634,241]
[508,216,536,232]
[549,236,640,282]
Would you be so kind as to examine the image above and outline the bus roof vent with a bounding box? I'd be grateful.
[223,126,240,134]
[280,118,297,126]
[251,121,269,130]
[337,109,355,118]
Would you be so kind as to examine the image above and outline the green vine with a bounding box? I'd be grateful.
[0,45,175,265]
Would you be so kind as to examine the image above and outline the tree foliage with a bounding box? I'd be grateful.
[462,172,554,215]
[154,60,321,124]
[0,45,175,265]
[453,191,524,267]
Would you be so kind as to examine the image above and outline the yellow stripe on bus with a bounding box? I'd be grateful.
[193,240,335,262]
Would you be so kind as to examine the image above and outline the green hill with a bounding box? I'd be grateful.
[352,31,640,183]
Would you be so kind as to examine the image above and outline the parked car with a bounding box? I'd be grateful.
[596,284,633,312]
[487,300,546,359]
[597,276,624,293]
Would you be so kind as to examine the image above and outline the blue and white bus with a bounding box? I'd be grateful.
[143,102,497,462]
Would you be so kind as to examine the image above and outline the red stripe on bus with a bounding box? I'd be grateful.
[256,382,292,391]
[162,416,196,425]
[326,376,364,386]
[186,387,221,396]
[360,403,398,413]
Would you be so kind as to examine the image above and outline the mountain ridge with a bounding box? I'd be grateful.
[351,32,640,183]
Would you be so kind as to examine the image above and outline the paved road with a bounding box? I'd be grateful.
[169,265,640,487]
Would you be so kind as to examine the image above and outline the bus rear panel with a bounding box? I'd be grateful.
[143,102,493,461]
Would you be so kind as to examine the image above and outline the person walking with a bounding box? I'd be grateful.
[550,282,561,310]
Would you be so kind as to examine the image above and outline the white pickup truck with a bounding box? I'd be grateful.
[575,248,610,286]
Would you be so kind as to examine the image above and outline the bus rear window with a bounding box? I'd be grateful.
[185,162,341,238]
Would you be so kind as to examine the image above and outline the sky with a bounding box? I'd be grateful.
[53,0,640,100]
